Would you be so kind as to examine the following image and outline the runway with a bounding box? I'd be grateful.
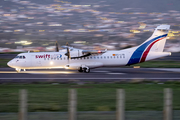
[0,67,180,83]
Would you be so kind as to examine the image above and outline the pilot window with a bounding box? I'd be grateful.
[15,56,26,59]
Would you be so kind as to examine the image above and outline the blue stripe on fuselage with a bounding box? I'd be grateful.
[127,34,167,65]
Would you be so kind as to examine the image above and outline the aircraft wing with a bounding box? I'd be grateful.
[61,46,106,59]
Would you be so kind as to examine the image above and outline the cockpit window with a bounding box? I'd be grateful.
[15,56,26,59]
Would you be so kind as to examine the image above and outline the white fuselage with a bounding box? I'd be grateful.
[7,49,131,70]
[7,47,170,71]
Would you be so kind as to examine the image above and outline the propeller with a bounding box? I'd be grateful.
[64,42,71,60]
[55,41,59,52]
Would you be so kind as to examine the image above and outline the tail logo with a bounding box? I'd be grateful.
[127,34,167,65]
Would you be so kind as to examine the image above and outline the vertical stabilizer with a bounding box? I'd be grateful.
[141,25,170,52]
[127,25,170,65]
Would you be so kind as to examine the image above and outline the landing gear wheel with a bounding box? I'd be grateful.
[15,68,21,73]
[83,67,90,73]
[78,67,83,72]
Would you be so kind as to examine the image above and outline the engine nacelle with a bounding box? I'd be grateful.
[69,49,84,57]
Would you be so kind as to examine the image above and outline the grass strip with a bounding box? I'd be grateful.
[0,83,180,112]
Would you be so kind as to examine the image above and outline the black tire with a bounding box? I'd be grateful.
[84,68,90,73]
[78,69,83,72]
[78,67,83,72]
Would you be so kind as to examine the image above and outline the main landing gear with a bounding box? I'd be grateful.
[78,67,90,73]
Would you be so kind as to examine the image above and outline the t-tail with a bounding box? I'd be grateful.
[127,25,171,65]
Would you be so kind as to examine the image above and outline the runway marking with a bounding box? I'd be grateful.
[0,78,180,80]
[0,71,76,74]
[93,71,110,73]
[107,73,125,75]
[151,68,180,73]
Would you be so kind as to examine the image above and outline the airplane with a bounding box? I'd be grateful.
[7,25,171,73]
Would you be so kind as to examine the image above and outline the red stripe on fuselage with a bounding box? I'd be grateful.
[140,37,165,62]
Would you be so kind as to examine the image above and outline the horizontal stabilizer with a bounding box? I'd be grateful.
[155,25,170,30]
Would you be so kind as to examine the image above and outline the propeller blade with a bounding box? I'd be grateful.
[55,41,59,52]
[66,42,69,46]
[67,47,71,60]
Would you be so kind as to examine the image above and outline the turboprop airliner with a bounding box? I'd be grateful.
[7,25,171,73]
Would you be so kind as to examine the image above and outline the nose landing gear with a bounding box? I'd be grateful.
[15,68,21,73]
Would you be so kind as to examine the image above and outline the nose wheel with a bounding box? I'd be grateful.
[15,68,21,73]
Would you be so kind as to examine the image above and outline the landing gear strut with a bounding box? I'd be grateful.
[78,67,83,72]
[83,67,90,73]
[15,68,21,73]
[78,67,90,73]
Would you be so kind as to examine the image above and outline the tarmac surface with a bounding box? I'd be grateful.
[0,67,180,83]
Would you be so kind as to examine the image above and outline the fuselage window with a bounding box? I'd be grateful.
[117,56,119,58]
[84,57,86,59]
[90,57,92,59]
[60,58,62,60]
[107,56,109,59]
[44,58,46,60]
[94,57,96,59]
[114,56,116,58]
[101,57,103,59]
[104,56,106,59]
[87,57,89,59]
[110,56,112,59]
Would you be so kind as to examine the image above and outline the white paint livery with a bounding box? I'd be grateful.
[7,25,171,73]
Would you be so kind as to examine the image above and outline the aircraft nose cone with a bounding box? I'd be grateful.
[7,61,13,67]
